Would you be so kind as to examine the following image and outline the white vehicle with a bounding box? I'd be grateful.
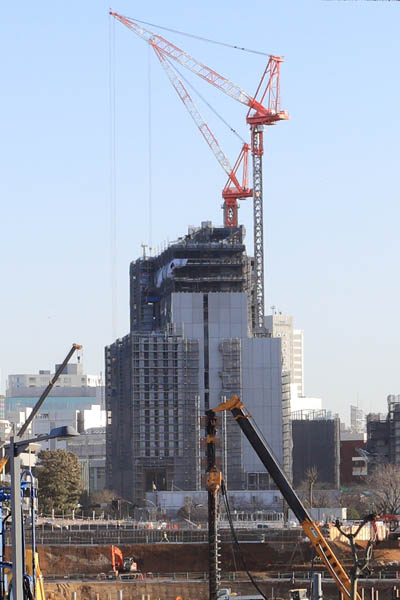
[217,587,308,600]
[217,589,263,600]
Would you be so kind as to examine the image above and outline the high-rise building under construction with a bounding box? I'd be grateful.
[105,222,286,505]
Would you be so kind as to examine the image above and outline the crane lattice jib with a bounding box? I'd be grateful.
[154,48,242,188]
[110,11,268,115]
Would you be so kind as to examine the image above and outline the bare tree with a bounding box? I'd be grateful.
[306,466,318,508]
[366,463,400,514]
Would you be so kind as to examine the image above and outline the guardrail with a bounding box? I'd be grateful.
[42,570,400,583]
[7,529,300,545]
[7,525,306,546]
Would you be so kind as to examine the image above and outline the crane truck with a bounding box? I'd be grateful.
[208,395,367,600]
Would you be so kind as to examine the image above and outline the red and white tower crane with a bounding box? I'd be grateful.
[110,10,289,332]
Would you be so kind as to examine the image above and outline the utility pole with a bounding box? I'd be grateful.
[10,438,24,600]
[10,343,82,600]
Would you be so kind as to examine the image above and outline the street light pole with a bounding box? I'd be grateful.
[10,436,24,600]
[8,426,80,600]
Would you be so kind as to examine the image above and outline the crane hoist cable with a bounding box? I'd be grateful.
[221,481,268,600]
[111,10,289,331]
[108,13,118,340]
[113,14,271,57]
[165,56,246,144]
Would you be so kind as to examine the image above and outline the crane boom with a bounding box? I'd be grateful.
[154,48,236,181]
[153,48,252,227]
[209,396,362,600]
[110,11,266,114]
[111,10,289,327]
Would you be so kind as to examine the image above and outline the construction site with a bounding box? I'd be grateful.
[3,6,399,600]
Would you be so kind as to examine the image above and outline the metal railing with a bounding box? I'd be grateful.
[9,527,296,545]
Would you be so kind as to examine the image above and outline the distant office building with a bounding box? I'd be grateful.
[0,395,5,420]
[66,427,106,493]
[350,405,365,433]
[6,362,104,425]
[106,222,285,505]
[366,395,400,470]
[265,313,304,396]
[292,409,340,489]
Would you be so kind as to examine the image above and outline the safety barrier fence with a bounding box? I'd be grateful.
[6,529,302,545]
[42,571,400,582]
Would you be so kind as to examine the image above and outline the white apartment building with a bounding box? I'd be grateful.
[33,404,106,450]
[7,363,102,397]
[265,313,304,396]
[292,329,304,396]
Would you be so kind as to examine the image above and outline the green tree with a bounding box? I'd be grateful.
[36,449,82,514]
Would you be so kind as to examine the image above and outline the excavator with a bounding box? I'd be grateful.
[110,546,142,579]
[207,395,370,600]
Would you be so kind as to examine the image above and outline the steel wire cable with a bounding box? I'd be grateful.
[221,481,268,600]
[164,56,246,144]
[119,15,271,57]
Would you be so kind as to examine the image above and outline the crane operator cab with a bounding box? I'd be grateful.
[289,590,309,600]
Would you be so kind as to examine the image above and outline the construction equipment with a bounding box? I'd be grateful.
[208,395,364,600]
[110,10,252,229]
[5,343,82,600]
[0,479,45,600]
[381,514,399,531]
[217,589,308,600]
[18,343,82,438]
[289,591,308,600]
[110,11,289,332]
[206,410,222,599]
[5,550,45,600]
[110,545,140,578]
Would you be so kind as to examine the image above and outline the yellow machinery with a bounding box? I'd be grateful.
[209,396,363,600]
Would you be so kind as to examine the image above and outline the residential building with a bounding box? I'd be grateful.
[265,313,304,396]
[350,405,365,434]
[292,329,304,396]
[32,404,105,450]
[6,361,105,460]
[66,427,106,494]
[106,222,285,505]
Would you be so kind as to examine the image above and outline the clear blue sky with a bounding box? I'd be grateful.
[1,1,399,422]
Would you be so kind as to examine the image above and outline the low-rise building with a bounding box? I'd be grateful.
[66,427,106,494]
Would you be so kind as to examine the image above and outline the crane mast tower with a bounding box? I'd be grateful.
[110,11,289,333]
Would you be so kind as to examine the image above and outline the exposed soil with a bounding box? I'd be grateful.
[21,543,312,576]
[6,539,399,577]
